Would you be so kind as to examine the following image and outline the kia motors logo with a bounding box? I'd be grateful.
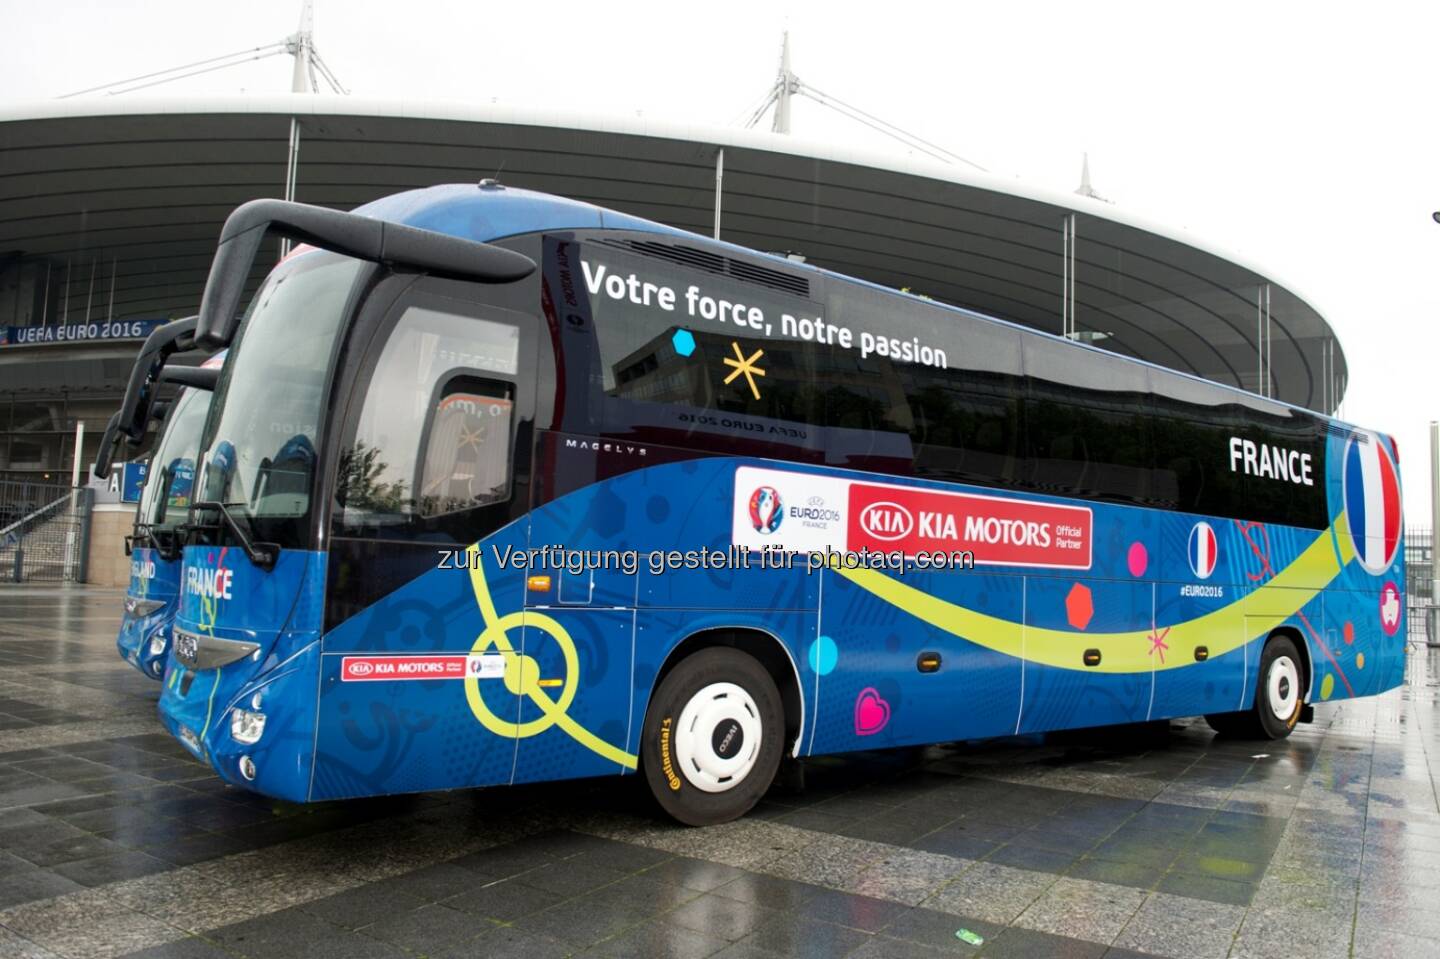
[860,501,913,541]
[348,662,374,677]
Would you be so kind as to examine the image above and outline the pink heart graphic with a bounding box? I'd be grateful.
[854,687,891,736]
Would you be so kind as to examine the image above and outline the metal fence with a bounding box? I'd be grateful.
[0,480,92,583]
[1406,526,1435,646]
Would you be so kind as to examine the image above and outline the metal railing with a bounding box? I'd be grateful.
[1405,526,1436,646]
[0,480,92,583]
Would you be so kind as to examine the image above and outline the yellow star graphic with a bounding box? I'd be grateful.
[458,424,487,452]
[722,341,766,400]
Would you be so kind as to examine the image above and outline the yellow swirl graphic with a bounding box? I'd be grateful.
[832,512,1357,674]
[462,544,637,770]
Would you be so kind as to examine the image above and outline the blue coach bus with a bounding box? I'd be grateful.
[154,184,1403,824]
[96,328,223,679]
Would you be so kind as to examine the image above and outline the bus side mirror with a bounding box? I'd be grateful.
[92,411,123,480]
[195,199,536,349]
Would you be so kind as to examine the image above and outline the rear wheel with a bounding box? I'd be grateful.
[1205,635,1305,739]
[641,648,784,826]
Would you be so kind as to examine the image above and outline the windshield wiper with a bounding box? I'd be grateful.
[191,500,279,570]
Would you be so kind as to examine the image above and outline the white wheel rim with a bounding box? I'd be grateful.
[1267,655,1300,720]
[673,682,762,794]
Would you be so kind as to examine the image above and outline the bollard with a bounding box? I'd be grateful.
[1430,605,1440,648]
[12,542,21,583]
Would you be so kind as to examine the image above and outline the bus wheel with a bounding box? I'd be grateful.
[641,648,784,826]
[1204,635,1304,739]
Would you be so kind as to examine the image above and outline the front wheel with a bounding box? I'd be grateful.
[1205,635,1305,739]
[641,648,784,826]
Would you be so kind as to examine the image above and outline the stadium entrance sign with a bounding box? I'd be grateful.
[0,319,166,347]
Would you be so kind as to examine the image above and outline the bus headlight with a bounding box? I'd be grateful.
[230,708,266,745]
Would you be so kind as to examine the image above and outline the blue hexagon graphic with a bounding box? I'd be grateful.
[671,328,696,357]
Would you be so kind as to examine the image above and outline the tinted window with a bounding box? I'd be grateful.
[1150,370,1245,516]
[1022,337,1153,504]
[568,240,830,459]
[1150,369,1325,527]
[137,387,210,531]
[334,301,522,542]
[557,232,1328,529]
[826,281,1021,484]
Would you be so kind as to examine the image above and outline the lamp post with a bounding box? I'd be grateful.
[1432,214,1440,639]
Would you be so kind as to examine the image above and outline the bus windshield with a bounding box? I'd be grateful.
[196,252,364,547]
[136,387,209,532]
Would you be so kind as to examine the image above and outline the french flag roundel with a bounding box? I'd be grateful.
[1343,433,1402,574]
[1187,521,1218,579]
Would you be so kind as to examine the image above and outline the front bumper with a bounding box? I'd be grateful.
[157,636,320,803]
[116,605,172,680]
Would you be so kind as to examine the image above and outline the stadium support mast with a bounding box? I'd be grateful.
[1074,153,1111,203]
[58,0,347,97]
[772,33,795,135]
[742,34,985,171]
[289,0,316,93]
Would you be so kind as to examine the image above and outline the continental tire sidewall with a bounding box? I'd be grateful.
[1256,636,1304,739]
[641,648,784,826]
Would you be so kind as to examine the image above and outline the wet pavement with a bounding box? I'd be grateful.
[2,586,1439,958]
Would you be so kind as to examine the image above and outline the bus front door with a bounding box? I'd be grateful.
[316,279,543,798]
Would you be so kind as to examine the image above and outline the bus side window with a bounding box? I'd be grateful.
[1149,369,1248,520]
[334,304,521,542]
[415,378,515,517]
[1022,337,1152,505]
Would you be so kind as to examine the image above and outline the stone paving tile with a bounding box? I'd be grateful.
[1352,928,1440,959]
[877,905,1002,953]
[583,916,732,959]
[711,872,825,911]
[976,925,1108,958]
[733,913,873,958]
[356,902,489,953]
[1112,890,1244,959]
[638,855,747,892]
[1230,902,1355,959]
[104,939,233,959]
[921,861,1057,925]
[846,846,974,905]
[0,925,63,959]
[0,887,185,959]
[664,891,778,941]
[1012,876,1148,944]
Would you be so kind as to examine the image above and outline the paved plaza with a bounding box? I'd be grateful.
[1,586,1438,958]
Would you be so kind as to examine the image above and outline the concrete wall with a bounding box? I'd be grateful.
[87,504,134,588]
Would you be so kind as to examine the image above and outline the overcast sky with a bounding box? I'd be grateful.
[5,0,1438,517]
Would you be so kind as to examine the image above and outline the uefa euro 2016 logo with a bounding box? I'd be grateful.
[749,486,783,534]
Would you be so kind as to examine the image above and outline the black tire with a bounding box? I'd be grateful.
[641,647,784,826]
[1204,635,1305,739]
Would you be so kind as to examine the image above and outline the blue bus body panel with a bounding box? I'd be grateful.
[159,429,1403,802]
[160,547,324,802]
[116,547,181,679]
